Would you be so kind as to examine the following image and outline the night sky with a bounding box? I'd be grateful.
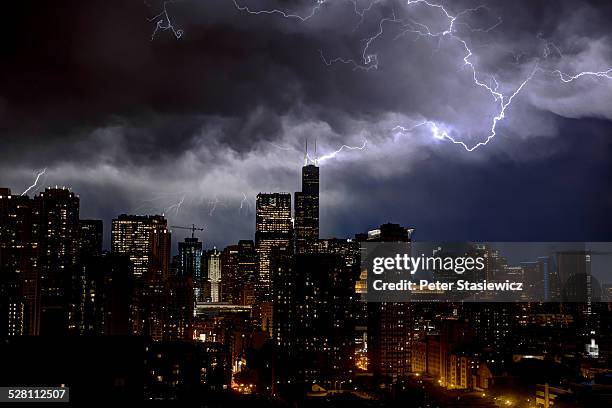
[1,0,612,250]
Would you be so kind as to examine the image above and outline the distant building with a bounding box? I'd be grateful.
[603,284,612,302]
[79,219,103,257]
[207,248,221,302]
[255,193,292,300]
[438,318,475,388]
[538,256,558,301]
[557,250,592,303]
[411,340,427,373]
[111,214,171,338]
[220,245,239,304]
[111,214,170,279]
[165,276,194,341]
[556,250,596,339]
[448,354,473,390]
[237,240,257,306]
[178,237,203,301]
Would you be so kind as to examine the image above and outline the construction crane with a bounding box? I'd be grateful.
[170,224,204,239]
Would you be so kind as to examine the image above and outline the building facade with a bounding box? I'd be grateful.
[294,163,319,253]
[255,193,292,300]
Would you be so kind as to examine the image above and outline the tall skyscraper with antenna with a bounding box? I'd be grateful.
[295,139,320,253]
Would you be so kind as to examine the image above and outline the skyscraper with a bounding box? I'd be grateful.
[207,248,221,302]
[359,223,415,381]
[75,253,134,335]
[165,275,194,341]
[0,270,24,336]
[557,250,592,303]
[111,214,170,338]
[272,248,359,388]
[0,188,40,335]
[35,187,80,335]
[178,237,203,301]
[255,193,292,299]
[237,240,257,306]
[556,250,596,340]
[78,219,103,257]
[221,245,239,304]
[111,214,170,279]
[294,162,319,253]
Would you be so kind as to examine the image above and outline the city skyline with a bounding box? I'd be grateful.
[2,154,612,405]
[2,1,612,250]
[1,2,612,404]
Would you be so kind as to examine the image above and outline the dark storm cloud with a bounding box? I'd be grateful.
[324,116,612,242]
[1,0,611,249]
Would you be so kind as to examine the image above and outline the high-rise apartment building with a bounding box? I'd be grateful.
[78,219,103,257]
[255,193,292,299]
[359,223,415,380]
[35,187,80,335]
[165,275,194,341]
[111,214,170,279]
[111,214,171,338]
[272,247,359,388]
[75,253,134,336]
[178,237,203,301]
[0,188,40,335]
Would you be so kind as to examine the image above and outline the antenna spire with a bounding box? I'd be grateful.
[314,138,318,166]
[304,138,309,166]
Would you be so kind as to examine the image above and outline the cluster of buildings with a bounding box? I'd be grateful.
[1,155,612,404]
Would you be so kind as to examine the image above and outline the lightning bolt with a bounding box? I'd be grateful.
[318,10,400,71]
[366,0,540,151]
[133,191,254,220]
[155,1,612,152]
[232,0,327,21]
[238,192,253,215]
[208,196,220,216]
[551,68,612,83]
[541,38,564,60]
[239,0,612,151]
[22,168,47,196]
[164,194,186,216]
[149,0,184,40]
[310,139,368,163]
[350,0,384,31]
[394,64,538,152]
[232,1,526,150]
[239,193,247,209]
[270,139,368,164]
[131,190,188,215]
[268,142,296,151]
